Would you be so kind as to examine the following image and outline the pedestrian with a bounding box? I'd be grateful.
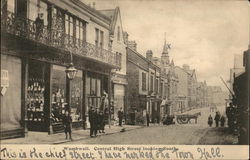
[92,108,98,137]
[220,115,226,127]
[214,112,220,127]
[98,111,105,133]
[34,13,44,40]
[118,108,124,127]
[208,114,213,127]
[62,110,72,140]
[88,106,94,137]
[146,111,150,127]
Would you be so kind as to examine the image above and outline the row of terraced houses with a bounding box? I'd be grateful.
[0,0,226,139]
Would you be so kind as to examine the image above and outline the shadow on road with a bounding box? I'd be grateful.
[198,127,238,145]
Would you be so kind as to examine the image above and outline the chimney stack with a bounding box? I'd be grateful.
[128,41,137,51]
[123,32,129,45]
[183,64,190,71]
[146,50,153,61]
[92,2,96,9]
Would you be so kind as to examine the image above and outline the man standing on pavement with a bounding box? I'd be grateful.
[88,106,94,137]
[92,108,98,137]
[146,111,150,127]
[118,108,124,127]
[214,112,221,127]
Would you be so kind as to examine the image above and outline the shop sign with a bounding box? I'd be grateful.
[1,70,9,87]
[1,70,9,96]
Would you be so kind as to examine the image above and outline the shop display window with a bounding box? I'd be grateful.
[27,60,47,131]
[70,71,83,122]
[51,65,67,124]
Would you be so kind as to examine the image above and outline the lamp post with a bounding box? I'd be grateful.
[65,52,77,121]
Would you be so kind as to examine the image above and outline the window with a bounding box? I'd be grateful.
[155,78,159,93]
[160,82,163,96]
[75,19,85,46]
[142,72,147,91]
[65,14,73,36]
[70,71,83,122]
[117,26,120,41]
[51,65,67,124]
[7,0,15,13]
[86,76,102,111]
[28,0,48,25]
[150,75,154,92]
[164,84,168,97]
[100,31,104,48]
[95,28,99,46]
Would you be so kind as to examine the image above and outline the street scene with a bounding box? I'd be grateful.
[0,0,249,147]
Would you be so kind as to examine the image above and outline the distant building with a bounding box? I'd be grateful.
[151,39,178,115]
[174,66,189,112]
[182,65,197,110]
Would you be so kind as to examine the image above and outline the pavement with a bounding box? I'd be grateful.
[2,106,238,145]
[1,125,143,144]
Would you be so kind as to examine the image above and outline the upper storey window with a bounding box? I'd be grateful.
[95,28,104,48]
[7,0,15,13]
[65,14,73,36]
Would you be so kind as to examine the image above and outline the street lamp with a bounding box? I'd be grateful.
[65,52,77,80]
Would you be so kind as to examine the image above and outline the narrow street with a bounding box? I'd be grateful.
[67,106,238,145]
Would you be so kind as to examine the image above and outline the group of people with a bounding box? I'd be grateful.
[88,107,108,138]
[208,111,226,127]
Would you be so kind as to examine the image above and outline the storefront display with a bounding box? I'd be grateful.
[27,61,47,131]
[51,65,67,124]
[70,71,83,124]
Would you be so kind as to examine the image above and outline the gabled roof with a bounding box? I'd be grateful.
[99,7,122,37]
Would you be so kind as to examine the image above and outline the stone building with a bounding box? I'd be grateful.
[182,64,197,110]
[1,0,121,139]
[174,66,189,113]
[151,40,178,115]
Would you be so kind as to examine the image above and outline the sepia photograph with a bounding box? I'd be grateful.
[0,0,249,159]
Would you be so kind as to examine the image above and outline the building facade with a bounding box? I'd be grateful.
[126,47,149,124]
[99,7,127,124]
[0,0,121,139]
[174,66,189,113]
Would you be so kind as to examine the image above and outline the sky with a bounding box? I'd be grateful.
[83,0,249,90]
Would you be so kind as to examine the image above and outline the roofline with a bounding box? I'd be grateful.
[70,0,111,24]
[127,47,160,70]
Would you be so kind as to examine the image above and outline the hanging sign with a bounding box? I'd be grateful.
[1,70,9,96]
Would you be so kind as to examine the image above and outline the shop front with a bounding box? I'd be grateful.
[111,75,127,124]
[1,54,24,139]
[25,59,86,133]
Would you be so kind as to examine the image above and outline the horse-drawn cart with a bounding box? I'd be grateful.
[176,112,201,124]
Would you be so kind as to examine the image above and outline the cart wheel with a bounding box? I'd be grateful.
[179,117,189,124]
[176,118,183,124]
